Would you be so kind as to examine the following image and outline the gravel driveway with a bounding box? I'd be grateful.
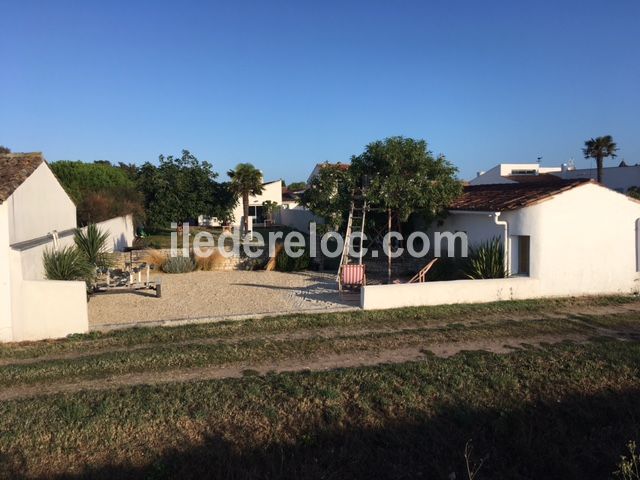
[89,271,359,329]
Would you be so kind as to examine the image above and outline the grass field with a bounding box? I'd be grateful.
[1,295,640,478]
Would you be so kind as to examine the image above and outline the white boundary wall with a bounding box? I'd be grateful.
[361,276,640,310]
[11,280,89,341]
[94,214,135,252]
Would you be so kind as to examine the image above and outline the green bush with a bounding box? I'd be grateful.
[162,256,196,274]
[43,246,95,283]
[465,237,506,279]
[276,246,310,272]
[74,224,114,269]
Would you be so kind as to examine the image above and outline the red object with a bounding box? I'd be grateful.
[341,264,366,288]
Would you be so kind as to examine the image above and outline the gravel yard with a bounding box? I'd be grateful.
[89,271,358,329]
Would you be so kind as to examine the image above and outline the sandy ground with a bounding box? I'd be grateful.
[88,270,358,328]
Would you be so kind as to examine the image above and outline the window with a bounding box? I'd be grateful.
[517,236,530,275]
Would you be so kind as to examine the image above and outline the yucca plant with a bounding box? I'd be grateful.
[43,246,95,283]
[465,237,506,279]
[162,256,196,274]
[74,224,114,269]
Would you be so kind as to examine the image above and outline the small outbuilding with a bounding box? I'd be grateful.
[0,153,88,341]
[362,179,640,309]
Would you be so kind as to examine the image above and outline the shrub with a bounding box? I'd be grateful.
[43,246,95,283]
[276,246,310,272]
[195,249,226,271]
[426,256,466,281]
[142,249,168,270]
[465,237,506,279]
[74,224,114,269]
[162,256,195,274]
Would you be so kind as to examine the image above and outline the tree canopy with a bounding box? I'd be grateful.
[228,163,264,233]
[138,150,234,228]
[286,181,307,191]
[350,136,462,222]
[583,135,617,184]
[300,163,353,229]
[50,160,144,225]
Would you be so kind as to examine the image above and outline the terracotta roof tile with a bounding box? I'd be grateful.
[449,179,591,212]
[0,153,44,203]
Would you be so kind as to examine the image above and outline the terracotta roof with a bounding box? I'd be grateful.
[0,152,44,203]
[449,179,591,212]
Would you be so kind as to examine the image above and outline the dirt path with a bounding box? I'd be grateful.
[4,301,640,367]
[0,332,604,401]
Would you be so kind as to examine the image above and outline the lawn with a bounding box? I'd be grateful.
[1,295,640,479]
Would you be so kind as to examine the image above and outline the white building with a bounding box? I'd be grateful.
[0,152,135,342]
[0,153,88,341]
[362,179,640,309]
[470,161,640,193]
[230,179,283,226]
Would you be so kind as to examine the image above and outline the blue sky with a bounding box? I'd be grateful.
[2,0,639,182]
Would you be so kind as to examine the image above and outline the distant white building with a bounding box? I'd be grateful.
[470,161,640,193]
[230,179,283,226]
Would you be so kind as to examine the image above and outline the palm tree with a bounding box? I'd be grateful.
[227,163,264,235]
[582,135,618,184]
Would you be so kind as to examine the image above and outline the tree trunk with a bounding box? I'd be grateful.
[243,192,250,235]
[387,208,392,284]
[596,155,603,184]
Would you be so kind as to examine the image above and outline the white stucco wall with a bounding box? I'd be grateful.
[0,161,90,342]
[93,214,135,252]
[0,203,12,341]
[366,183,640,310]
[276,207,325,234]
[12,280,88,341]
[7,162,76,244]
[231,180,283,225]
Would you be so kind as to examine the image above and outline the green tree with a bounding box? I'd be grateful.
[583,135,617,184]
[0,146,11,154]
[227,163,264,234]
[350,136,462,282]
[262,200,280,225]
[350,136,461,223]
[286,181,307,191]
[138,150,234,229]
[50,160,144,225]
[300,164,353,230]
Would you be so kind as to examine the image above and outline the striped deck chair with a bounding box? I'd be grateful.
[340,264,366,290]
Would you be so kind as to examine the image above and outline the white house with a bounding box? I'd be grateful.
[470,161,640,193]
[362,179,640,309]
[0,152,135,342]
[307,162,350,184]
[0,153,88,341]
[230,179,283,226]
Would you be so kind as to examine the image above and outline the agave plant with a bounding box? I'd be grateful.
[465,237,506,279]
[43,246,95,283]
[74,224,114,269]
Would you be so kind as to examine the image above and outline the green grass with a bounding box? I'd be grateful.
[0,317,595,387]
[1,295,639,478]
[1,340,640,478]
[0,294,635,361]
